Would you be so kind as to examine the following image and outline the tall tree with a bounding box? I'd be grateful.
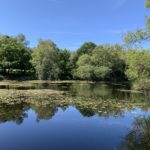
[74,44,125,81]
[0,35,32,75]
[32,40,60,80]
[71,42,97,78]
[124,0,150,89]
[91,45,125,80]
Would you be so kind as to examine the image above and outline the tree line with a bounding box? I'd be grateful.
[0,34,149,83]
[0,1,149,88]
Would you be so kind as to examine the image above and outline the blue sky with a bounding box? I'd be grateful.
[0,0,146,50]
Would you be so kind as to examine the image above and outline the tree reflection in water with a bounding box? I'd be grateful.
[0,94,149,125]
[0,103,28,125]
[0,83,149,150]
[121,116,150,150]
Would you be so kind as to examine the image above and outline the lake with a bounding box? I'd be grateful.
[0,81,150,150]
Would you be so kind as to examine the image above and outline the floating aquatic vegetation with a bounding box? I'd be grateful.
[0,81,150,124]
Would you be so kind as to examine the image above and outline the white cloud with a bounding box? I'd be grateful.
[50,31,95,35]
[104,29,127,34]
[29,29,127,36]
[34,31,95,36]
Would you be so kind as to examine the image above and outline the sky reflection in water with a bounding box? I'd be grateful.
[0,82,149,150]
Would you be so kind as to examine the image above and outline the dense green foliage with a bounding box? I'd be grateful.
[74,44,126,81]
[32,40,60,80]
[58,49,72,80]
[0,34,149,89]
[76,42,96,57]
[0,1,149,89]
[123,0,150,89]
[0,35,32,76]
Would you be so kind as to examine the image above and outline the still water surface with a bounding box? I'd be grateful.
[0,82,149,150]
